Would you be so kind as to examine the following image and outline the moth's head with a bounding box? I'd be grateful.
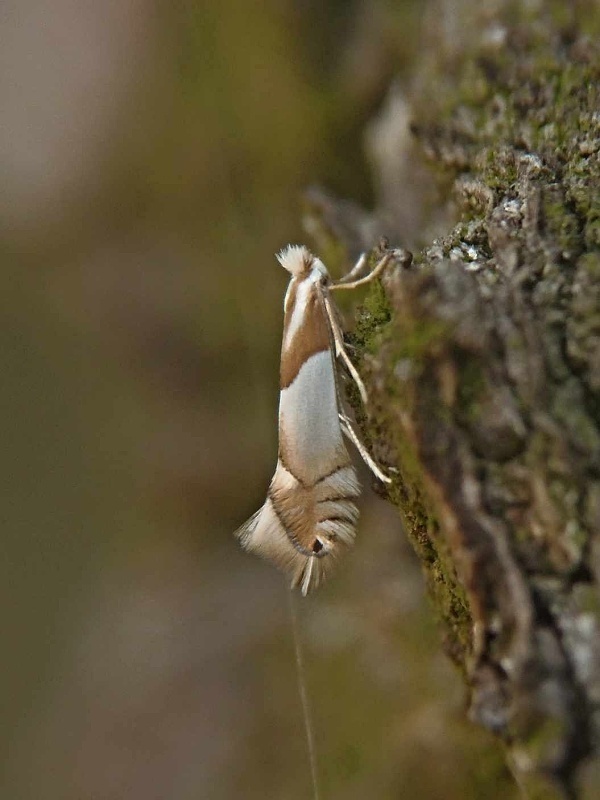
[276,244,328,281]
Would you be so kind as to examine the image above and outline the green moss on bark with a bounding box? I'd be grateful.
[361,3,599,794]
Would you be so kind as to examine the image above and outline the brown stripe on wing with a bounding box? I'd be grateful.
[280,283,331,389]
[314,462,355,485]
[276,452,307,488]
[315,491,360,503]
[267,486,316,557]
[277,420,351,490]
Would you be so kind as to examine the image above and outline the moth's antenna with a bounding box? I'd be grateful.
[289,589,321,800]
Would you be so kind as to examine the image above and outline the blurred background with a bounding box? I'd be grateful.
[2,2,517,798]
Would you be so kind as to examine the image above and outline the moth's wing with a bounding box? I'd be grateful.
[234,506,263,549]
[235,498,300,569]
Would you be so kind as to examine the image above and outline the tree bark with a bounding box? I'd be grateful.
[306,2,600,797]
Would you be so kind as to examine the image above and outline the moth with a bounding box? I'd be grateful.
[235,244,401,595]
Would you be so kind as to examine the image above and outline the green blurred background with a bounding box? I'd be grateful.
[2,2,517,798]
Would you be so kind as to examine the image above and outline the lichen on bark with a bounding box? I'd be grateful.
[305,2,600,797]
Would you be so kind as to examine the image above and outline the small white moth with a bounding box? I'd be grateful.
[236,244,399,595]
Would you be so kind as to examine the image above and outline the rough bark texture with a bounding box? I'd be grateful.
[305,2,600,798]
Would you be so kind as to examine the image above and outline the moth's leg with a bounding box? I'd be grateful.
[321,290,369,406]
[322,247,412,406]
[334,252,368,286]
[330,251,392,291]
[331,247,412,291]
[339,412,392,484]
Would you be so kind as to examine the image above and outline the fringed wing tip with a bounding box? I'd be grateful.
[292,558,315,596]
[291,554,331,596]
[234,507,262,549]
